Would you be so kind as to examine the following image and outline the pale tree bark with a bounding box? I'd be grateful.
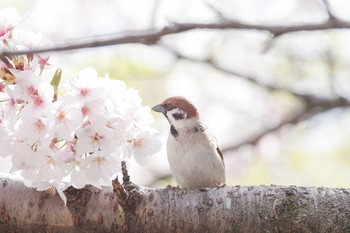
[1,176,350,233]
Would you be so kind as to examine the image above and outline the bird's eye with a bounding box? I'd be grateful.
[164,104,174,111]
[172,112,185,120]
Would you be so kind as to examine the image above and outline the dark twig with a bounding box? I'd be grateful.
[261,34,277,52]
[112,176,128,208]
[205,3,229,22]
[321,0,336,20]
[121,161,130,185]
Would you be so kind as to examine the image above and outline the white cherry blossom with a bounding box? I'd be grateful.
[0,8,162,204]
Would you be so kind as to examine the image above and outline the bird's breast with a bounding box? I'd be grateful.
[166,129,226,188]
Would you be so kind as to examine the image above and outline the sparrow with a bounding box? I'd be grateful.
[152,96,226,188]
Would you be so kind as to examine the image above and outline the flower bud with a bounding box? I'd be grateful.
[50,68,61,101]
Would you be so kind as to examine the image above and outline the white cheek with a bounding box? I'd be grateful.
[166,109,199,129]
[166,109,176,122]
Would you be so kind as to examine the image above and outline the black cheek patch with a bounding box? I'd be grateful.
[170,125,179,137]
[172,112,185,120]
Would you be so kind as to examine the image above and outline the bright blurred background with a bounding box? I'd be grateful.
[1,0,350,188]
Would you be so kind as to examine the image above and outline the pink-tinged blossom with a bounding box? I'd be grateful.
[0,83,5,92]
[107,115,128,138]
[62,67,104,103]
[9,141,36,172]
[9,29,53,71]
[38,55,51,71]
[125,130,161,165]
[69,159,89,189]
[0,133,14,158]
[12,29,53,52]
[28,148,70,181]
[83,152,119,186]
[56,150,75,163]
[0,7,21,39]
[31,181,69,205]
[1,86,17,128]
[21,82,54,116]
[13,70,41,101]
[16,114,48,145]
[48,102,84,141]
[0,122,8,143]
[126,106,154,133]
[75,123,115,156]
[80,97,106,124]
[99,78,127,111]
[10,144,68,183]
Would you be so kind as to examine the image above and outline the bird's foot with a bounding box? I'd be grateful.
[215,183,226,189]
[166,184,179,190]
[199,187,210,191]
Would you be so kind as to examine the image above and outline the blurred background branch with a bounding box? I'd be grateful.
[1,0,350,56]
[160,45,349,152]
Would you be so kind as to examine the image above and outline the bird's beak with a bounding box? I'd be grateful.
[152,104,166,114]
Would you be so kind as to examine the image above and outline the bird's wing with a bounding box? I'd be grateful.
[205,128,225,165]
[216,146,224,164]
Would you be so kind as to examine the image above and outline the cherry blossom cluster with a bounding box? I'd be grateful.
[0,7,161,204]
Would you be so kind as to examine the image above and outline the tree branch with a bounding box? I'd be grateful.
[2,178,350,232]
[2,15,350,56]
[205,3,229,23]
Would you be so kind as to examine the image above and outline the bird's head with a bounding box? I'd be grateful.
[152,96,200,131]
